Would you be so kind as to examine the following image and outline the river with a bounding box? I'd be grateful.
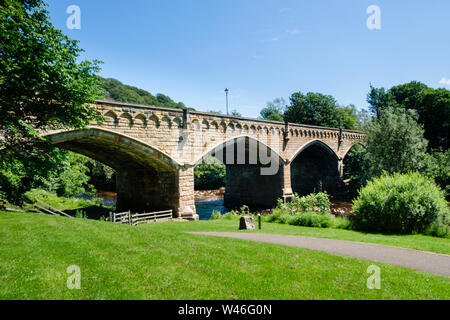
[94,190,354,220]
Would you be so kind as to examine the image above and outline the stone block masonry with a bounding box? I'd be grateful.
[43,100,366,220]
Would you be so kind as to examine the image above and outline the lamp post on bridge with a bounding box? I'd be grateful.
[225,88,229,115]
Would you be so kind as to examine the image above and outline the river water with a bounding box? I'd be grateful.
[94,190,353,220]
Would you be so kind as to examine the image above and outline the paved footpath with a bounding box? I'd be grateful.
[190,232,450,277]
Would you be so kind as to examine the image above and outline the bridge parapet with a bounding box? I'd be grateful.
[91,100,366,165]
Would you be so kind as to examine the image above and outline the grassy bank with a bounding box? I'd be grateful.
[0,211,449,300]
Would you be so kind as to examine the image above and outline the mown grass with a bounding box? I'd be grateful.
[0,211,449,300]
[176,217,450,255]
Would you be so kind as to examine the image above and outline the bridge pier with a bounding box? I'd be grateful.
[176,167,198,220]
[282,162,294,202]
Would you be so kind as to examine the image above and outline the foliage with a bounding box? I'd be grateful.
[85,159,116,191]
[99,78,190,110]
[275,192,331,216]
[194,157,226,190]
[209,210,222,220]
[421,149,450,196]
[269,193,349,229]
[260,98,286,122]
[230,110,242,117]
[343,144,369,193]
[0,0,103,203]
[364,107,428,177]
[353,172,449,236]
[0,0,103,153]
[75,209,88,219]
[38,151,93,197]
[284,92,360,130]
[368,82,450,150]
[24,189,103,211]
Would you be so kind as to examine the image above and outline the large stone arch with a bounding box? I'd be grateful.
[289,139,342,196]
[193,135,284,167]
[341,141,367,159]
[288,139,338,163]
[193,135,285,210]
[44,127,187,215]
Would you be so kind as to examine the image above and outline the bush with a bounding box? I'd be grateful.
[267,192,348,229]
[209,210,222,220]
[353,172,449,235]
[288,212,334,228]
[276,192,331,215]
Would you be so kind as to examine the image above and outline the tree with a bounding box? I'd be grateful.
[364,107,428,177]
[230,110,242,117]
[260,98,286,122]
[0,0,103,202]
[367,82,450,149]
[284,92,359,129]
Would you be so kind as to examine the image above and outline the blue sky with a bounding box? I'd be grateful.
[47,0,450,117]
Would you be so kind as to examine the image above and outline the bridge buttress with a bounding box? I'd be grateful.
[282,161,294,202]
[176,167,198,220]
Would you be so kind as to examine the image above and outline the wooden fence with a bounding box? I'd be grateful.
[33,200,73,218]
[111,210,173,226]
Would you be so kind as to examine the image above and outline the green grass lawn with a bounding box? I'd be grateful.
[167,218,450,255]
[0,211,449,300]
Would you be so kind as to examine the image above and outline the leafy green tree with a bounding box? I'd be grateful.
[194,157,226,190]
[0,0,103,203]
[37,151,92,197]
[100,78,190,110]
[364,107,428,177]
[368,82,450,149]
[422,149,450,195]
[86,159,116,191]
[260,98,286,122]
[284,92,359,129]
[230,110,242,117]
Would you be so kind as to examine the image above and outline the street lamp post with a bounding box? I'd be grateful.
[225,88,229,115]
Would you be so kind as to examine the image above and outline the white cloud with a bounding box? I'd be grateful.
[285,28,302,35]
[439,77,450,85]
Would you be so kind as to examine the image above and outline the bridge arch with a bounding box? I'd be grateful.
[289,139,338,163]
[289,139,341,196]
[193,135,285,210]
[193,135,284,167]
[44,127,186,215]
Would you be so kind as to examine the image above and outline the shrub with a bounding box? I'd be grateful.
[266,192,350,229]
[353,172,449,235]
[288,212,333,228]
[209,210,222,220]
[276,192,331,215]
[333,217,353,230]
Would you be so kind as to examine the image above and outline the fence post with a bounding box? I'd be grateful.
[128,211,132,225]
[109,211,112,223]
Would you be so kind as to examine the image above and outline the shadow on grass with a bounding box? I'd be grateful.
[63,205,113,220]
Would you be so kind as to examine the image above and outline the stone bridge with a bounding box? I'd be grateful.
[44,100,366,220]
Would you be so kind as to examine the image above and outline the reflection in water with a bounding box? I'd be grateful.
[96,191,117,208]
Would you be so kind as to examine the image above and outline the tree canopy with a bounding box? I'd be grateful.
[284,92,360,130]
[368,81,450,150]
[0,0,103,203]
[100,77,191,110]
[260,98,286,122]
